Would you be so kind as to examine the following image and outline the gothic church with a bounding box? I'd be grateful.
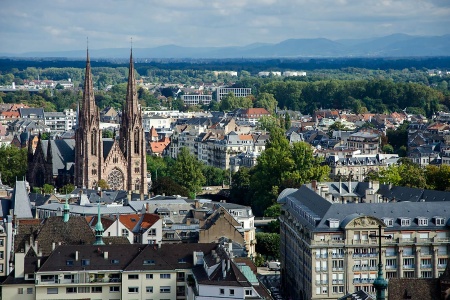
[27,50,148,196]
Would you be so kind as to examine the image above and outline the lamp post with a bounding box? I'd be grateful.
[369,225,392,300]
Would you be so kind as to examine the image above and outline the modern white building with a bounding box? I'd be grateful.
[216,87,252,102]
[181,95,213,106]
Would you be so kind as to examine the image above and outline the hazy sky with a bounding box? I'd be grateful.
[1,0,449,53]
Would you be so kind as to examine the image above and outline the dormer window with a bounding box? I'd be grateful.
[435,217,445,226]
[328,219,339,228]
[400,218,411,227]
[143,260,155,265]
[418,217,428,226]
[382,218,394,227]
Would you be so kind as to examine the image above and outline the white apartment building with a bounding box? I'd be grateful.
[142,114,171,132]
[278,183,450,300]
[216,87,252,102]
[44,109,77,132]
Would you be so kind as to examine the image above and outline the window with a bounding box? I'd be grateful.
[383,218,394,227]
[78,287,89,293]
[91,286,102,293]
[328,219,339,228]
[110,286,120,292]
[66,287,77,294]
[0,239,3,246]
[81,259,90,266]
[178,258,187,263]
[47,288,58,294]
[110,259,119,264]
[146,286,153,293]
[230,289,235,295]
[403,271,415,278]
[122,229,129,237]
[160,274,171,279]
[418,217,428,226]
[146,274,153,279]
[421,271,432,278]
[220,288,225,295]
[27,288,33,294]
[160,286,171,293]
[400,218,411,226]
[128,274,139,280]
[18,288,23,294]
[245,289,253,296]
[144,259,155,265]
[435,217,445,226]
[128,287,139,293]
[66,260,74,266]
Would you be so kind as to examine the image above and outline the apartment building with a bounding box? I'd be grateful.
[346,131,380,154]
[278,184,450,300]
[44,109,77,132]
[181,95,212,106]
[2,243,269,300]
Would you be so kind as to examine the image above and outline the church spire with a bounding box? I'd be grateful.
[93,200,105,245]
[46,135,52,163]
[81,48,98,127]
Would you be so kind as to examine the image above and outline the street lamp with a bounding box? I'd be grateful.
[369,225,392,300]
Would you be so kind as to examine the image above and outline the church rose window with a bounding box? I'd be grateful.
[107,169,124,190]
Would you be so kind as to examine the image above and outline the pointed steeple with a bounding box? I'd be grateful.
[27,131,34,161]
[63,194,70,223]
[93,200,105,245]
[46,137,53,163]
[81,48,98,127]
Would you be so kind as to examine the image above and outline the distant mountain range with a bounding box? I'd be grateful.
[2,34,450,59]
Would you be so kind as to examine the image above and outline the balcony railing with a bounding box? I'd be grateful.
[421,264,432,269]
[353,278,375,284]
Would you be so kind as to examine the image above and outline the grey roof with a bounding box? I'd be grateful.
[102,138,114,159]
[19,108,44,118]
[41,140,75,175]
[37,203,135,216]
[11,180,33,218]
[279,184,450,233]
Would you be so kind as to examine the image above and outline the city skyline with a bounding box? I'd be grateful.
[1,0,449,54]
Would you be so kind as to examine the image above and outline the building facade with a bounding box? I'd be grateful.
[278,184,450,300]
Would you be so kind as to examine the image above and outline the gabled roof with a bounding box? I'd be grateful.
[41,140,75,176]
[11,180,33,218]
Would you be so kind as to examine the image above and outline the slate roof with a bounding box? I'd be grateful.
[387,278,441,300]
[338,290,374,300]
[19,108,44,118]
[11,180,33,218]
[278,184,450,233]
[41,140,75,176]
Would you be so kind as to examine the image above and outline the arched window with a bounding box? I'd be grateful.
[91,129,97,155]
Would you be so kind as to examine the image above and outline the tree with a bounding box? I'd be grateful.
[229,167,252,206]
[59,183,75,194]
[102,130,114,138]
[42,184,55,194]
[255,232,280,260]
[425,165,450,191]
[254,92,278,114]
[170,147,205,197]
[98,179,109,190]
[382,144,394,154]
[150,176,189,197]
[202,165,227,186]
[0,145,27,186]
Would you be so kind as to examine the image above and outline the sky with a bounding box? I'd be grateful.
[1,0,449,54]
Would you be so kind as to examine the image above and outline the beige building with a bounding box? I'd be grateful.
[278,184,450,300]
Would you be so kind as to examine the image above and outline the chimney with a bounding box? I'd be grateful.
[222,259,226,279]
[311,180,317,191]
[194,200,200,209]
[104,251,108,259]
[37,258,41,269]
[75,251,79,261]
[186,218,191,225]
[227,259,230,272]
[52,242,56,251]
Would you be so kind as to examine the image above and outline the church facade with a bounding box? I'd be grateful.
[27,50,148,196]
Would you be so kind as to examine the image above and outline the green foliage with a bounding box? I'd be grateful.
[170,147,205,196]
[202,165,228,186]
[219,93,253,111]
[386,122,409,153]
[382,144,394,154]
[264,204,281,218]
[146,155,172,181]
[102,130,114,138]
[150,176,189,197]
[42,184,55,194]
[0,145,27,186]
[254,92,277,114]
[229,167,252,206]
[255,232,280,260]
[369,161,427,188]
[98,179,109,190]
[253,254,266,267]
[59,183,75,194]
[425,165,450,191]
[249,127,329,215]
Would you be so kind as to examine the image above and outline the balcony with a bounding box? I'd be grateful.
[332,254,344,259]
[403,265,415,269]
[438,264,447,269]
[332,279,344,284]
[353,278,375,284]
[385,265,397,270]
[421,264,432,269]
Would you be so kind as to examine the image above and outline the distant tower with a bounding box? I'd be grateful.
[119,49,148,196]
[93,201,105,245]
[74,49,102,189]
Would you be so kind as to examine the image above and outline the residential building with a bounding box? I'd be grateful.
[346,131,380,154]
[278,183,450,300]
[236,108,271,125]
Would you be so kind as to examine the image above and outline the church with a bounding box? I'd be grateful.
[27,50,148,196]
